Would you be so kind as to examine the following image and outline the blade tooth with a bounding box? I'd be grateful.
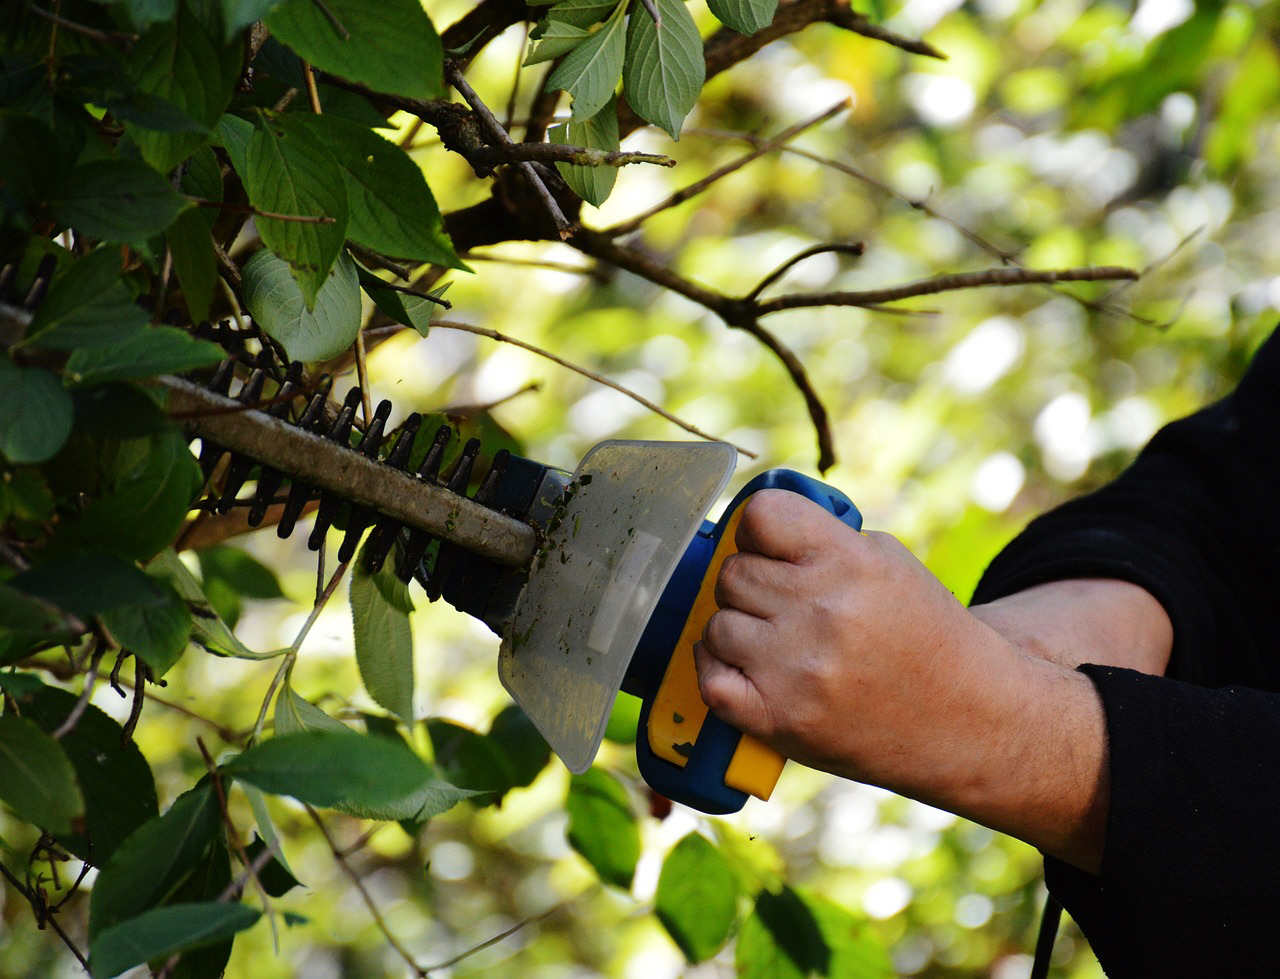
[305,389,365,550]
[359,413,423,573]
[357,400,393,456]
[22,254,56,310]
[207,358,237,397]
[415,424,453,481]
[0,261,15,298]
[436,450,511,612]
[296,376,334,430]
[214,364,275,513]
[336,400,391,561]
[425,438,482,602]
[245,366,304,527]
[276,477,314,539]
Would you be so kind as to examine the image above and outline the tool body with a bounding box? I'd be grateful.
[177,368,860,815]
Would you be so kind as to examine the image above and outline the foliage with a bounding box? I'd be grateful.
[2,0,1279,976]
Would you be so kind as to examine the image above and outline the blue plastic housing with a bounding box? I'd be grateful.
[627,470,863,813]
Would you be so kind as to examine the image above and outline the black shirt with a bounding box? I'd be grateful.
[971,328,1280,975]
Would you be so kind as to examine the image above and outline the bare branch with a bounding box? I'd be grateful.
[430,319,759,458]
[747,241,865,302]
[605,101,850,237]
[754,266,1140,314]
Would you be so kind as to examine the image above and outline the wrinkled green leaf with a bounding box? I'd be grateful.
[525,20,593,65]
[547,0,628,122]
[334,772,476,823]
[223,730,434,810]
[273,685,350,736]
[124,7,243,172]
[566,767,639,888]
[243,113,349,305]
[64,326,224,385]
[552,99,620,207]
[350,537,415,724]
[706,0,777,35]
[655,833,739,962]
[90,902,260,979]
[266,0,444,101]
[540,0,619,29]
[89,782,221,938]
[0,713,83,835]
[0,361,73,464]
[19,684,158,862]
[624,0,705,139]
[288,113,463,267]
[25,248,150,351]
[48,159,187,242]
[242,247,361,361]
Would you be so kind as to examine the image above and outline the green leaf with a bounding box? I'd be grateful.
[241,247,361,361]
[18,684,159,862]
[334,772,476,823]
[551,99,620,207]
[71,383,171,439]
[427,718,515,806]
[705,0,777,35]
[64,326,224,385]
[603,690,640,744]
[90,902,261,979]
[566,767,639,888]
[124,7,243,172]
[100,575,191,677]
[215,113,254,177]
[266,0,444,101]
[12,550,161,620]
[357,266,447,336]
[245,836,302,897]
[221,0,289,40]
[546,0,628,122]
[0,714,84,835]
[118,0,179,29]
[198,546,285,600]
[0,583,79,646]
[525,20,593,65]
[273,685,350,736]
[89,782,221,938]
[48,159,187,243]
[25,248,150,351]
[623,0,705,140]
[288,113,463,267]
[737,887,893,979]
[243,113,349,305]
[223,730,435,810]
[541,0,620,29]
[487,705,552,789]
[149,550,286,661]
[167,209,217,321]
[0,361,73,464]
[47,430,204,561]
[655,833,739,962]
[164,836,235,979]
[350,537,414,724]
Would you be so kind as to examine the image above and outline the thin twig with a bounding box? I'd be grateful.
[25,2,137,45]
[301,59,323,114]
[306,804,426,976]
[605,100,851,237]
[422,899,574,973]
[354,331,373,426]
[459,251,609,282]
[0,860,89,970]
[120,658,146,746]
[746,241,865,302]
[430,319,757,458]
[52,642,105,739]
[187,197,336,225]
[310,0,351,39]
[753,265,1140,314]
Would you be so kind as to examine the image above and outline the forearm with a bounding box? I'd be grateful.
[970,578,1173,675]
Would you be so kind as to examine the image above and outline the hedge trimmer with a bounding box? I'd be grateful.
[166,354,862,815]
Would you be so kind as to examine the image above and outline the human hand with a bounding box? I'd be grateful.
[694,489,1110,872]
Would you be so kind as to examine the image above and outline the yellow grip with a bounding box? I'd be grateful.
[647,501,786,801]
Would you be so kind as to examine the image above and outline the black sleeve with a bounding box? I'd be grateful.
[970,329,1280,975]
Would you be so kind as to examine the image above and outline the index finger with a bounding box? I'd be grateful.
[733,489,846,564]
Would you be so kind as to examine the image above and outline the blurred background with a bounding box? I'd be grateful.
[6,0,1279,975]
